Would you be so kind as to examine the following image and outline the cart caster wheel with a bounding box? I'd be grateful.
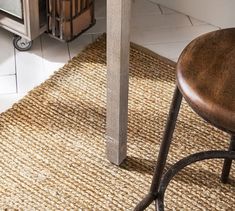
[13,36,33,51]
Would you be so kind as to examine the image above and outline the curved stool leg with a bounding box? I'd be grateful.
[135,86,182,211]
[156,150,235,211]
[221,135,235,183]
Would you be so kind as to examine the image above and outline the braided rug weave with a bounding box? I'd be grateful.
[0,36,234,210]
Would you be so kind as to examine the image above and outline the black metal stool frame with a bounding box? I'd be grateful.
[135,86,235,211]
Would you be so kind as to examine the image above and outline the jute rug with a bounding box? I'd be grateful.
[0,36,234,210]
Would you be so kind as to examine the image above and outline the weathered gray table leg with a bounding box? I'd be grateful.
[106,0,132,165]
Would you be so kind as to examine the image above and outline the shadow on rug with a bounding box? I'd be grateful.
[0,35,234,210]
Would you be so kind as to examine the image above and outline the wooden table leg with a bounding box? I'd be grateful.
[106,0,132,165]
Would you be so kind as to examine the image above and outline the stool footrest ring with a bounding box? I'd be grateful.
[155,150,235,211]
[135,150,235,211]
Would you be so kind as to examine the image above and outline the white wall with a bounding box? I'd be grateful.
[152,0,235,28]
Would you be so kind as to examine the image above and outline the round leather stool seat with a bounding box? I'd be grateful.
[176,28,235,134]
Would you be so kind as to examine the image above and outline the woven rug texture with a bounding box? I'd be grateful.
[0,36,234,210]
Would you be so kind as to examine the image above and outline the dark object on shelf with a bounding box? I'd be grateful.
[47,0,96,42]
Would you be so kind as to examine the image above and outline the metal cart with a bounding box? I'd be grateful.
[0,0,47,51]
[0,0,95,51]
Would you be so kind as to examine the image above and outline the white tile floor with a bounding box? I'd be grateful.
[0,0,219,113]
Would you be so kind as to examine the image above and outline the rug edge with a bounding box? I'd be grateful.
[130,42,177,68]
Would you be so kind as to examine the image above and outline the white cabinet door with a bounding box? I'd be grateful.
[153,0,235,28]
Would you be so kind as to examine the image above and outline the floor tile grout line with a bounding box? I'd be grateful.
[14,46,19,94]
[138,40,192,47]
[0,93,17,97]
[132,22,218,31]
[187,15,194,26]
[0,73,17,77]
[143,40,192,46]
[67,42,72,60]
[157,4,164,15]
[40,35,47,78]
[40,35,44,71]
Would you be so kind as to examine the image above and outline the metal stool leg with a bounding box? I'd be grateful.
[135,86,182,211]
[221,135,235,183]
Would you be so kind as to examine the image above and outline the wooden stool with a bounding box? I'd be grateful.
[135,28,235,210]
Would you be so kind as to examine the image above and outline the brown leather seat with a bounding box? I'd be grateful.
[176,28,235,134]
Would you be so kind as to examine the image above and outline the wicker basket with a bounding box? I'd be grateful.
[47,0,95,41]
